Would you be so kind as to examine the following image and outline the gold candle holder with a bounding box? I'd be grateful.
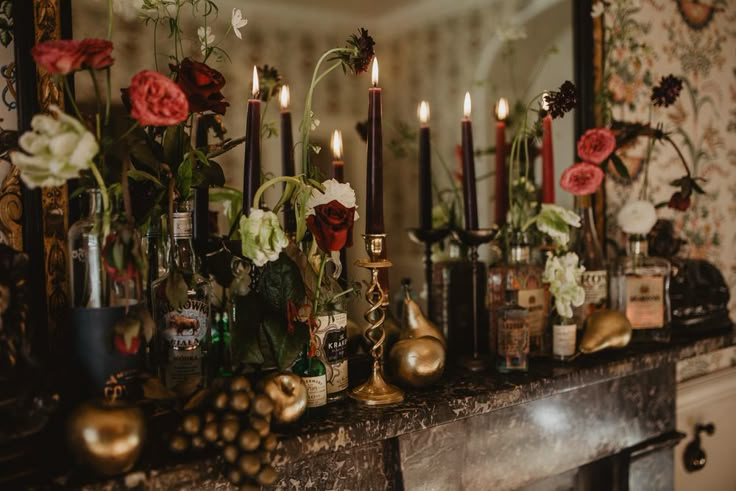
[349,234,404,405]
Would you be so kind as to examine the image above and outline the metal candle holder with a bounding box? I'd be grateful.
[349,234,404,405]
[406,227,450,319]
[452,228,498,372]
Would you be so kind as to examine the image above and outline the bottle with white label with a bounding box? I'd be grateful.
[552,317,577,361]
[292,341,327,409]
[151,200,212,390]
[313,310,348,401]
[610,234,671,342]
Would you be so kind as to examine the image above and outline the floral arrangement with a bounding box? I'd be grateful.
[542,252,585,321]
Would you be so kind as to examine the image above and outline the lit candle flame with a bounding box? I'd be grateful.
[463,92,472,118]
[279,85,290,110]
[251,66,260,98]
[371,57,379,87]
[496,97,509,121]
[541,92,549,112]
[331,130,343,160]
[418,101,430,124]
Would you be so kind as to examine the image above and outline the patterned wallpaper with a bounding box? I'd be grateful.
[602,0,736,315]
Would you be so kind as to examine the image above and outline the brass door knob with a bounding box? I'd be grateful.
[683,423,715,473]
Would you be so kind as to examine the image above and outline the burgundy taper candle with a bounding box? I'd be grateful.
[461,92,479,230]
[418,101,432,230]
[495,97,509,226]
[243,66,261,213]
[365,58,384,235]
[541,94,555,204]
[280,85,296,234]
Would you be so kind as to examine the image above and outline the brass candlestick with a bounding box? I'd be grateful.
[350,234,404,405]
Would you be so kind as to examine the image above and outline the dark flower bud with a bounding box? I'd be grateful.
[667,191,690,211]
[335,28,375,75]
[543,80,577,119]
[651,74,683,107]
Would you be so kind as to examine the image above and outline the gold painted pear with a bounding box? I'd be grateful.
[580,310,633,353]
[401,281,446,347]
[388,336,446,388]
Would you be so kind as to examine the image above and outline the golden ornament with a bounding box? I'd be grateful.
[259,373,307,424]
[580,310,633,353]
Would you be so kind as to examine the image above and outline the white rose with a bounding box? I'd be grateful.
[240,209,288,267]
[10,105,98,189]
[306,179,360,221]
[617,200,657,235]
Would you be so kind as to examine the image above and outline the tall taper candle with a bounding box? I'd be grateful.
[243,66,262,213]
[541,93,555,204]
[331,130,348,285]
[418,101,432,230]
[280,85,296,234]
[365,58,384,235]
[495,97,509,226]
[461,92,478,230]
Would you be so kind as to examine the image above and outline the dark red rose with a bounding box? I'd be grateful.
[79,38,114,69]
[667,191,691,211]
[560,162,605,196]
[171,58,229,114]
[31,40,84,75]
[306,200,356,252]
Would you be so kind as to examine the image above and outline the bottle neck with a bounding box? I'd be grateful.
[509,245,530,264]
[87,189,104,217]
[627,235,649,257]
[572,194,605,267]
[172,211,199,272]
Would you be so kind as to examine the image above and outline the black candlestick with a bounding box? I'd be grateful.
[407,227,450,320]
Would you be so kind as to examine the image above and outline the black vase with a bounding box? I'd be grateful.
[70,307,144,400]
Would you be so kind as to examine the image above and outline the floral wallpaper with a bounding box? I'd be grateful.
[602,0,736,315]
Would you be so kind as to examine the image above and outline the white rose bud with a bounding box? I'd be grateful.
[240,209,288,267]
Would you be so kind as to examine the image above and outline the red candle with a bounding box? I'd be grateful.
[280,85,296,234]
[418,101,432,230]
[365,58,384,235]
[495,97,509,226]
[331,130,344,182]
[461,92,478,230]
[244,66,261,213]
[541,93,555,204]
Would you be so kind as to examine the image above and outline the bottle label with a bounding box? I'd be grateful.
[314,312,348,394]
[625,276,665,329]
[303,374,327,407]
[160,300,210,388]
[553,323,577,357]
[173,212,193,238]
[498,317,529,358]
[516,288,547,338]
[575,270,608,324]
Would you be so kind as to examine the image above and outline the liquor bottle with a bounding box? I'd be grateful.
[610,234,671,342]
[488,231,548,357]
[68,189,105,308]
[495,291,529,373]
[314,309,348,401]
[292,341,327,409]
[570,195,608,327]
[152,201,213,390]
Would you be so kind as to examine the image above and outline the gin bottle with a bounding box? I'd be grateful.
[570,195,608,326]
[610,235,671,342]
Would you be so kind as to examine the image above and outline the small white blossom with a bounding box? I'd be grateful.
[617,200,657,235]
[310,118,320,131]
[240,209,288,267]
[591,3,605,18]
[543,252,585,320]
[198,26,215,55]
[231,8,248,40]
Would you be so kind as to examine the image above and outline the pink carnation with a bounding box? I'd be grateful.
[577,128,616,164]
[80,38,114,69]
[126,70,189,127]
[560,162,605,196]
[31,40,84,75]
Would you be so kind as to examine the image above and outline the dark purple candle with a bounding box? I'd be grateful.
[418,101,432,230]
[461,92,478,230]
[280,85,296,234]
[365,58,384,235]
[243,66,261,214]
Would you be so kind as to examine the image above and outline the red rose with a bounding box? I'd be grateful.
[126,70,189,126]
[79,38,114,69]
[31,40,84,75]
[577,128,616,164]
[667,191,690,211]
[171,58,229,115]
[306,200,356,252]
[560,162,605,196]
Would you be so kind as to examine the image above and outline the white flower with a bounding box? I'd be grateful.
[198,26,214,54]
[617,200,657,235]
[10,105,98,189]
[306,179,360,221]
[231,8,248,40]
[239,209,288,267]
[532,204,581,247]
[543,252,585,320]
[310,118,320,131]
[591,3,605,18]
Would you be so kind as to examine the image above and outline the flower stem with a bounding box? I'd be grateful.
[104,68,112,126]
[107,0,113,40]
[312,252,328,317]
[61,77,84,123]
[251,175,303,210]
[88,69,103,127]
[640,107,654,201]
[663,134,692,178]
[89,161,111,235]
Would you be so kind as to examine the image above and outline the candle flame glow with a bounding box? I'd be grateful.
[496,97,509,121]
[541,92,549,111]
[331,130,343,160]
[252,66,259,97]
[371,57,379,86]
[463,92,472,118]
[418,101,430,124]
[279,85,290,109]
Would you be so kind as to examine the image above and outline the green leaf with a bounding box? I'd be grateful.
[231,292,265,364]
[192,160,225,188]
[609,153,630,180]
[177,156,193,200]
[128,169,163,187]
[262,313,309,370]
[163,126,183,167]
[258,254,306,313]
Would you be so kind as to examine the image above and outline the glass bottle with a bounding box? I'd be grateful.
[570,195,608,327]
[152,201,213,390]
[68,189,105,308]
[610,234,671,342]
[488,231,548,357]
[552,316,577,361]
[495,291,529,373]
[313,307,348,401]
[292,341,327,409]
[144,216,168,311]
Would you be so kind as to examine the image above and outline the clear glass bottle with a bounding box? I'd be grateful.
[610,234,671,342]
[68,189,105,308]
[496,291,529,373]
[313,308,348,401]
[488,231,548,357]
[144,216,168,311]
[570,195,608,327]
[151,201,213,390]
[292,341,327,408]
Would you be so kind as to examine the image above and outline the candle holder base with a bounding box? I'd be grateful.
[349,363,404,405]
[459,355,489,372]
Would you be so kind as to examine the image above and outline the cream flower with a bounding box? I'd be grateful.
[543,252,585,320]
[198,26,214,54]
[240,209,288,267]
[231,8,248,40]
[591,3,605,18]
[532,204,581,247]
[306,179,359,221]
[617,200,657,235]
[10,105,98,189]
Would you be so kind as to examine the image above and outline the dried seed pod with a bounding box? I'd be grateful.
[213,392,229,411]
[220,419,240,443]
[169,433,189,454]
[249,416,270,437]
[223,444,239,464]
[251,395,274,417]
[238,454,261,477]
[256,465,277,486]
[191,435,207,450]
[227,467,243,485]
[261,433,277,452]
[229,376,251,393]
[203,421,219,443]
[230,392,251,413]
[238,429,260,452]
[181,413,202,435]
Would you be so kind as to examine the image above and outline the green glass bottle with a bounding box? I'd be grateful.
[292,341,327,408]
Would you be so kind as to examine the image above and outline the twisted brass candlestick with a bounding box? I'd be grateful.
[349,234,404,405]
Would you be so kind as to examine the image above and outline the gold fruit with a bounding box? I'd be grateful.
[580,310,633,353]
[388,337,445,388]
[260,373,308,424]
[402,284,446,347]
